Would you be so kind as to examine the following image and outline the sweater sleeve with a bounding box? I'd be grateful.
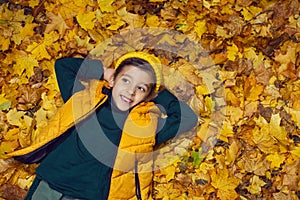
[152,89,198,146]
[54,58,104,102]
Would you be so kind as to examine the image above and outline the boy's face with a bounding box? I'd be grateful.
[111,65,154,111]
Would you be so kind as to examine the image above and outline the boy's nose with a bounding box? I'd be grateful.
[127,86,135,96]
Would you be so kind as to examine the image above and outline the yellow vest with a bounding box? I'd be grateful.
[4,79,161,199]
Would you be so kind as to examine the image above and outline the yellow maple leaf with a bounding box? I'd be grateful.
[0,94,11,111]
[196,85,210,96]
[227,42,242,61]
[244,47,266,68]
[0,141,20,156]
[225,88,241,106]
[291,144,300,158]
[117,7,145,28]
[194,20,207,39]
[247,175,266,195]
[202,0,211,9]
[241,6,262,21]
[29,0,39,7]
[269,113,290,146]
[289,108,300,129]
[146,14,161,27]
[6,108,25,127]
[97,13,125,31]
[225,140,240,166]
[266,152,286,169]
[216,26,231,39]
[197,118,214,142]
[246,84,264,101]
[0,35,11,51]
[74,35,94,50]
[175,17,189,33]
[76,11,96,31]
[17,175,35,190]
[13,50,39,77]
[220,121,234,142]
[26,32,59,60]
[210,168,240,200]
[156,165,176,182]
[20,23,37,40]
[225,106,243,124]
[3,128,20,141]
[97,0,114,12]
[218,70,237,82]
[252,125,277,154]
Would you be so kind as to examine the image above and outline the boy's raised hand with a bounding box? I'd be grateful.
[103,67,115,87]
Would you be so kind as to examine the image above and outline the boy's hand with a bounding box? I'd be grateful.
[103,68,115,86]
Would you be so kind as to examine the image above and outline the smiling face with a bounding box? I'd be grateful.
[111,65,155,111]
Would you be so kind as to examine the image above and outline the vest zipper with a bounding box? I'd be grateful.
[135,159,142,200]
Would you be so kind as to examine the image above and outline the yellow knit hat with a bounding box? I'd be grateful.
[114,52,162,92]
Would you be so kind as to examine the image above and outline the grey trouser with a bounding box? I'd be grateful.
[32,180,84,200]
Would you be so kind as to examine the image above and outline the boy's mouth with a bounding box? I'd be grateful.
[120,95,133,104]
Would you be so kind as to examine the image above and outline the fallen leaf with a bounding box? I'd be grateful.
[266,152,286,169]
[45,11,69,34]
[247,175,266,195]
[0,184,27,200]
[76,11,96,31]
[6,108,25,127]
[210,168,240,200]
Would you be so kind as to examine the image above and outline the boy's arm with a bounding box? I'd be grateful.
[54,58,104,102]
[153,89,198,146]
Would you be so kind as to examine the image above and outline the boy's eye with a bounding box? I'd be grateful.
[122,78,130,84]
[137,86,146,92]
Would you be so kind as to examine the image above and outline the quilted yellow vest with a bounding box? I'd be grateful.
[4,79,161,199]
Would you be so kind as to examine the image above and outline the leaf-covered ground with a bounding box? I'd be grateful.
[0,0,299,199]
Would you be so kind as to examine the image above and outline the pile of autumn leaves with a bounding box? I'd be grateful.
[0,0,300,199]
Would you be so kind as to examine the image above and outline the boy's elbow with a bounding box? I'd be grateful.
[190,111,199,129]
[185,111,198,131]
[54,58,65,74]
[180,102,198,130]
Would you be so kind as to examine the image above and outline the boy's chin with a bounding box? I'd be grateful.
[116,103,132,111]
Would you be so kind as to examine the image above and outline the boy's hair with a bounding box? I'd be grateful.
[114,58,157,96]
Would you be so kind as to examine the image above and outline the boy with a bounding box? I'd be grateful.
[5,52,198,199]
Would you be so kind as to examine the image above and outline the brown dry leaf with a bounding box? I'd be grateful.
[173,59,203,86]
[254,65,274,86]
[0,184,27,200]
[44,12,69,35]
[282,160,300,191]
[237,150,269,176]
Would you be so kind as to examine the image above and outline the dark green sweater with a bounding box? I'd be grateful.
[34,58,197,199]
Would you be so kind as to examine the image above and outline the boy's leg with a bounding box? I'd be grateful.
[24,176,41,200]
[61,195,84,200]
[31,180,63,200]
